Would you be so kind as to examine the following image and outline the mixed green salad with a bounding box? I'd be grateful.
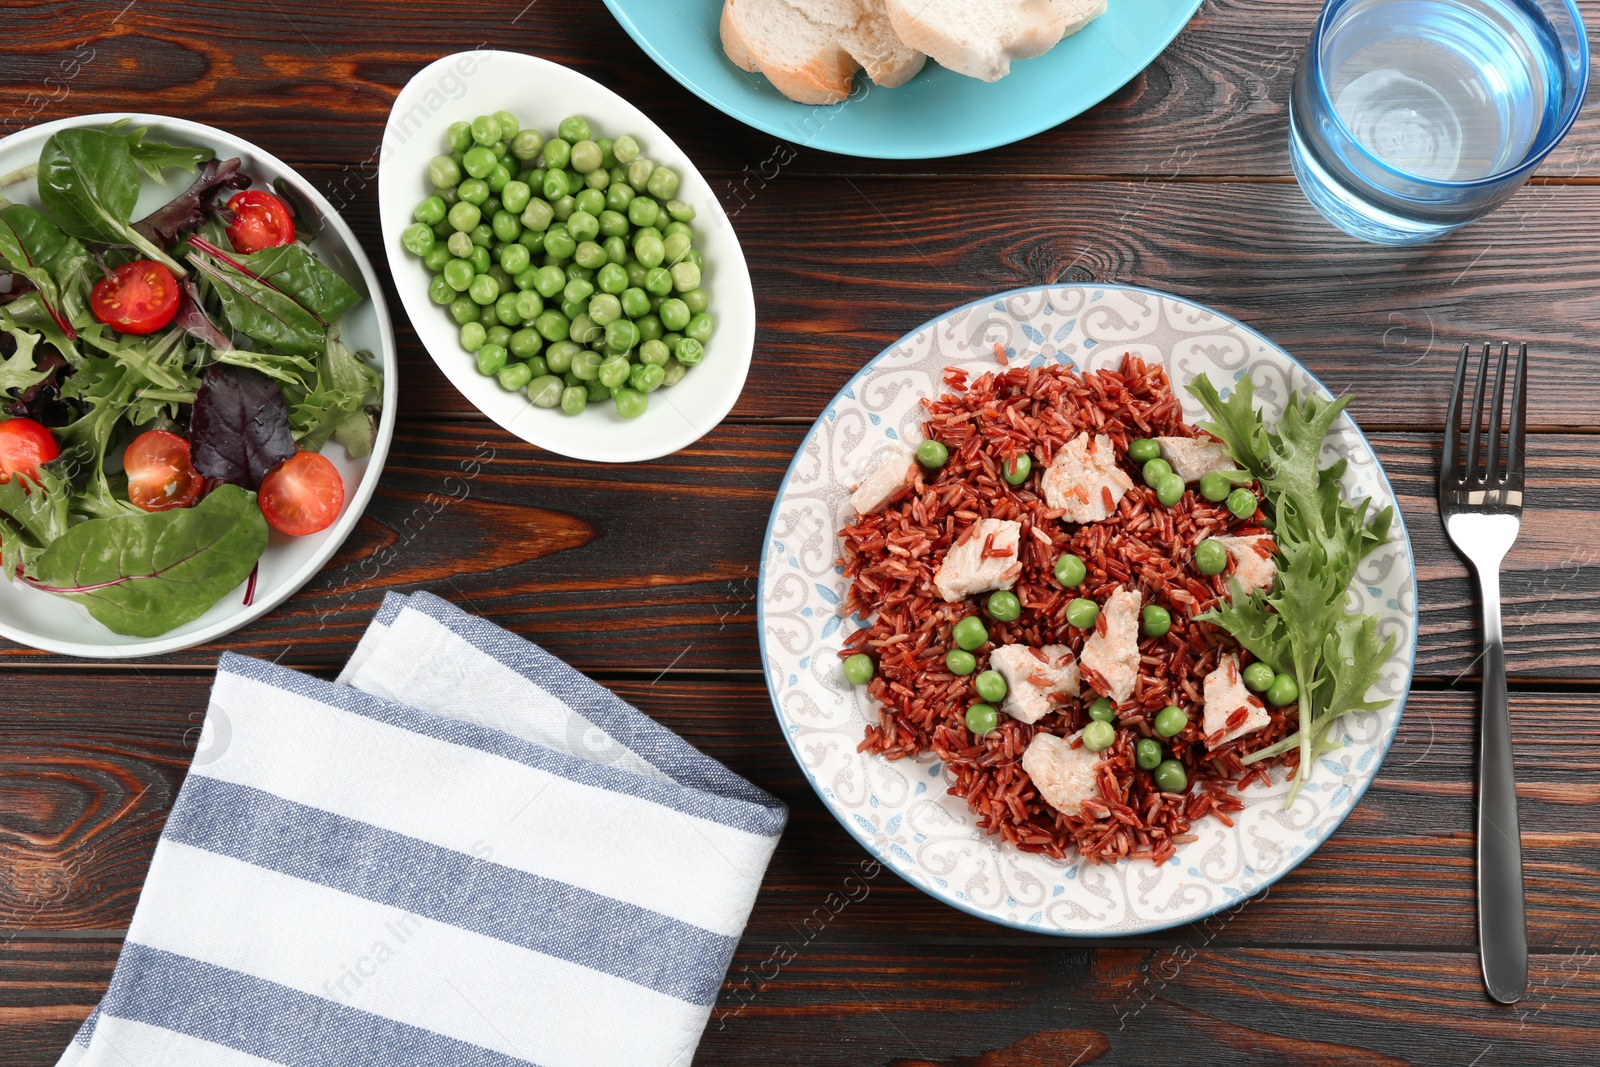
[0,122,382,638]
[1189,377,1397,804]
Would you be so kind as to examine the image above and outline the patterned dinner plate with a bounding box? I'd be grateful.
[757,284,1418,935]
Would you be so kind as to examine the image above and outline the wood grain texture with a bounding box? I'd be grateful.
[2,427,1597,682]
[4,0,1597,182]
[3,676,1598,956]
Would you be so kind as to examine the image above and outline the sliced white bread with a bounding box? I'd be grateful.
[722,0,925,104]
[884,0,1107,82]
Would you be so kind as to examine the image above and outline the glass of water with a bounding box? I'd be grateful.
[1289,0,1588,245]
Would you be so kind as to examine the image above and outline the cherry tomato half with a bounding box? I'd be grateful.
[124,430,203,512]
[258,451,344,536]
[226,190,295,254]
[90,260,180,335]
[0,418,59,487]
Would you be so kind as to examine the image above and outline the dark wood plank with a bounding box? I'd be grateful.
[4,676,1597,955]
[0,426,1595,682]
[5,0,1597,183]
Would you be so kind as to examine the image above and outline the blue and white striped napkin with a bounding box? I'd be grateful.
[59,591,786,1067]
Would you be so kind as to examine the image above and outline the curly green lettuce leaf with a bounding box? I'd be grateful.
[0,316,57,399]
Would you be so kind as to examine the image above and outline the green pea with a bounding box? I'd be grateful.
[1153,705,1188,738]
[952,616,988,651]
[658,297,690,331]
[571,140,603,174]
[567,210,599,243]
[423,245,453,272]
[663,230,691,266]
[843,653,875,685]
[589,293,623,326]
[477,302,497,327]
[528,374,564,407]
[603,235,629,265]
[556,384,586,415]
[469,223,494,250]
[1142,605,1172,638]
[598,355,632,390]
[637,316,664,346]
[645,266,673,296]
[1194,538,1228,576]
[1066,598,1100,629]
[1054,553,1086,588]
[1128,437,1161,463]
[458,320,487,352]
[544,340,580,374]
[645,165,680,200]
[448,297,478,326]
[1082,720,1116,752]
[605,318,640,355]
[1153,760,1188,793]
[509,327,544,360]
[586,379,612,402]
[1142,457,1173,488]
[542,169,571,201]
[635,339,667,367]
[1156,474,1186,507]
[442,258,475,292]
[468,273,500,305]
[612,134,640,164]
[1136,738,1164,770]
[916,439,948,469]
[1003,454,1032,485]
[494,292,521,326]
[447,201,481,233]
[633,231,665,267]
[563,278,595,305]
[490,361,529,392]
[1227,487,1258,519]
[974,669,1007,703]
[628,196,661,229]
[476,344,507,376]
[1267,673,1299,706]
[534,265,567,297]
[1199,471,1233,502]
[470,114,500,145]
[613,387,648,419]
[670,261,701,292]
[491,211,521,244]
[570,313,601,345]
[427,273,454,306]
[629,362,664,393]
[685,312,713,343]
[550,194,577,222]
[606,181,635,211]
[627,158,655,191]
[463,145,497,179]
[681,287,709,314]
[674,338,705,366]
[487,324,511,349]
[556,115,590,142]
[1243,662,1276,693]
[521,199,555,232]
[403,222,437,259]
[945,649,977,676]
[666,198,696,222]
[596,137,617,169]
[416,197,448,228]
[562,299,588,322]
[621,287,651,319]
[437,185,460,207]
[571,349,602,381]
[491,142,507,159]
[542,138,572,172]
[507,127,542,160]
[986,590,1021,622]
[490,110,518,138]
[497,244,530,277]
[486,165,510,194]
[965,703,999,737]
[1087,697,1115,723]
[573,241,608,270]
[535,310,570,342]
[445,120,473,153]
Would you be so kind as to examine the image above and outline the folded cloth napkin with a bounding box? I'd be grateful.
[59,591,787,1067]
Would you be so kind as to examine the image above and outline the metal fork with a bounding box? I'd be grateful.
[1440,341,1528,1005]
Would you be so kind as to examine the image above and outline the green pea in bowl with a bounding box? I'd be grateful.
[379,50,756,463]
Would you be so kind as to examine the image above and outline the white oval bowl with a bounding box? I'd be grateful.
[378,50,755,464]
[0,113,397,659]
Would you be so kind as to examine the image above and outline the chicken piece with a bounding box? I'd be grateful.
[850,446,918,515]
[1041,432,1134,523]
[1202,653,1271,748]
[1215,534,1278,595]
[1078,587,1142,705]
[932,518,1022,602]
[1022,730,1106,819]
[989,643,1080,724]
[1155,435,1233,482]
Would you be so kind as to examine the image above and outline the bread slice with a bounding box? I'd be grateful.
[722,0,861,104]
[883,0,1107,82]
[722,0,925,104]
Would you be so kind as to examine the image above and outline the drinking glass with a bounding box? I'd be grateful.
[1289,0,1588,245]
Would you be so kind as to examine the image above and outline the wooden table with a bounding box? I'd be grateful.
[5,2,1600,1063]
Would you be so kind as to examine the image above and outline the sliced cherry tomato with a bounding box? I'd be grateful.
[124,430,203,512]
[0,418,59,487]
[258,451,344,536]
[226,190,295,253]
[90,260,180,335]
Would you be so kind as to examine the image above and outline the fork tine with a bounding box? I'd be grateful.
[1442,343,1469,487]
[1485,342,1509,485]
[1506,341,1528,488]
[1466,342,1492,481]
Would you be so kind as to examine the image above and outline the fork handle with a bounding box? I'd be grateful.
[1476,567,1527,1004]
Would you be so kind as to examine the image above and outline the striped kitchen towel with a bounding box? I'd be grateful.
[59,591,787,1067]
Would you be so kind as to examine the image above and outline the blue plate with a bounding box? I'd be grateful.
[602,0,1203,159]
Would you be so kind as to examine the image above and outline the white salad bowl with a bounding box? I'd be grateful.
[378,50,755,463]
[0,113,397,659]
